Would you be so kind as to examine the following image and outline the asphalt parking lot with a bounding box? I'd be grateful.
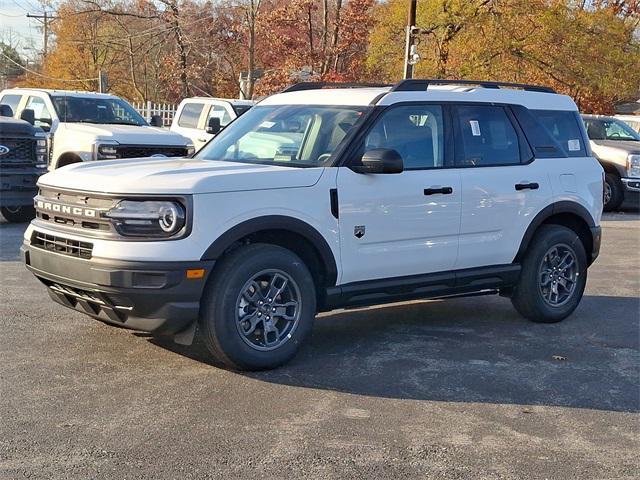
[1,209,638,480]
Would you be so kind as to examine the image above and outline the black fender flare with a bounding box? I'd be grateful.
[514,201,597,263]
[597,159,626,178]
[200,215,338,285]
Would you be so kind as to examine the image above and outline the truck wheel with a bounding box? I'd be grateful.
[1,206,35,223]
[603,173,624,211]
[511,225,587,323]
[199,243,316,371]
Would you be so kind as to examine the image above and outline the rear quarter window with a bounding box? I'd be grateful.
[532,110,586,157]
[0,94,22,116]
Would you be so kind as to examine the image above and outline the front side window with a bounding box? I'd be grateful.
[454,105,520,166]
[196,105,369,167]
[207,104,232,126]
[25,96,52,130]
[583,118,640,142]
[51,95,147,126]
[178,103,204,128]
[363,104,445,169]
[532,110,586,157]
[0,94,22,116]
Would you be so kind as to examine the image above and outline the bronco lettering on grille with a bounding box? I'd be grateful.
[36,200,97,218]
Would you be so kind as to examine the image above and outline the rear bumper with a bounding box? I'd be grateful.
[22,241,214,335]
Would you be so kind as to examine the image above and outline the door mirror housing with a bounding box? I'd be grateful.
[20,108,35,125]
[206,116,222,135]
[150,115,163,127]
[0,104,13,117]
[351,148,404,174]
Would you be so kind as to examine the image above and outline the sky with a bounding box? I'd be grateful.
[0,0,46,57]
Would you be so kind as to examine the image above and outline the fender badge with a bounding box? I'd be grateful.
[354,225,365,239]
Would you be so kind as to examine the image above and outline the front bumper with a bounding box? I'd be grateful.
[22,241,213,335]
[0,170,42,207]
[621,178,640,200]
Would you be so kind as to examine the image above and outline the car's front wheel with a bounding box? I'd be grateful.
[1,206,35,223]
[199,243,316,370]
[603,173,624,211]
[511,225,587,323]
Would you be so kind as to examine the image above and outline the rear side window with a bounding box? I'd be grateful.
[0,94,22,116]
[532,110,586,157]
[178,103,204,128]
[453,105,521,166]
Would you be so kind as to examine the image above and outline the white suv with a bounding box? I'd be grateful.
[0,88,194,170]
[22,80,604,370]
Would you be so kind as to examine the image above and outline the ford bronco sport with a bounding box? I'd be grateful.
[22,80,603,370]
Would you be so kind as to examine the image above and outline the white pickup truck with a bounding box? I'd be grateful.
[0,88,194,170]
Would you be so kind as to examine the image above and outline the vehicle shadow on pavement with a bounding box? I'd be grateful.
[151,293,639,413]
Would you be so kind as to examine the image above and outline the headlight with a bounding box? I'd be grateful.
[35,137,48,167]
[96,142,120,160]
[627,154,640,178]
[105,200,186,237]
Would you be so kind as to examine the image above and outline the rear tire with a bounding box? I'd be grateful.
[1,206,35,223]
[603,173,624,211]
[199,243,316,371]
[511,225,587,323]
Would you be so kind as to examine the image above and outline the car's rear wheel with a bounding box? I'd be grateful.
[603,173,624,211]
[199,243,316,370]
[511,225,587,323]
[1,206,35,223]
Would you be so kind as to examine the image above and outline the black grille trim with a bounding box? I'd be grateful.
[31,231,94,259]
[0,136,37,166]
[116,145,188,158]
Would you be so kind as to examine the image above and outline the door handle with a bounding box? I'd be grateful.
[424,186,453,195]
[198,138,208,142]
[515,182,539,191]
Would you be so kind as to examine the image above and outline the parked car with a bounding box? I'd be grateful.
[582,114,640,211]
[170,97,254,150]
[614,115,640,134]
[0,88,194,170]
[0,104,48,223]
[23,80,603,370]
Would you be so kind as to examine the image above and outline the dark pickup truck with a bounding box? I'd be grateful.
[0,107,48,223]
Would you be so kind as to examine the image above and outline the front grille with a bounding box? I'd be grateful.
[34,188,114,235]
[0,136,36,166]
[31,231,93,259]
[116,145,188,159]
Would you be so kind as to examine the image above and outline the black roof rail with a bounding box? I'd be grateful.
[390,79,556,94]
[282,82,391,93]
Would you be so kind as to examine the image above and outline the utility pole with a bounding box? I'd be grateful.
[403,0,417,79]
[26,12,57,59]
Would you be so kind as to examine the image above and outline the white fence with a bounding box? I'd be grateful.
[132,101,177,127]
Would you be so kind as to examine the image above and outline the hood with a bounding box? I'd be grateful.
[590,139,640,165]
[59,123,190,146]
[38,158,325,194]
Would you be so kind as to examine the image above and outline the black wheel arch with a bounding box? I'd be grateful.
[55,152,83,169]
[201,215,338,294]
[598,159,625,178]
[514,201,598,266]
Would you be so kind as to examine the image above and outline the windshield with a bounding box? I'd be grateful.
[195,104,370,167]
[51,95,147,126]
[584,118,640,141]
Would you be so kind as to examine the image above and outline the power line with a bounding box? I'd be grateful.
[0,51,98,82]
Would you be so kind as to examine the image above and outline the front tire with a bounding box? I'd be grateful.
[199,244,316,370]
[511,225,587,323]
[1,206,35,223]
[603,173,624,211]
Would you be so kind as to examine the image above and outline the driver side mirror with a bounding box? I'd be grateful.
[150,115,163,127]
[350,148,404,174]
[20,108,35,125]
[0,104,13,117]
[206,116,222,135]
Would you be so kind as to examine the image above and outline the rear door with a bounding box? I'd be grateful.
[453,104,552,270]
[337,103,461,284]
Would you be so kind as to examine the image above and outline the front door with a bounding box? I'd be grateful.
[337,104,461,285]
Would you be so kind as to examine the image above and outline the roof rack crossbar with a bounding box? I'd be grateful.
[282,82,391,93]
[390,79,556,94]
